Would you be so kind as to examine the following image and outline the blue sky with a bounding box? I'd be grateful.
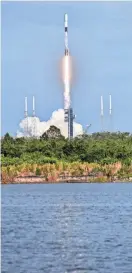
[2,1,132,135]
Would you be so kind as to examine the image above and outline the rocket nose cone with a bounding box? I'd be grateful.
[64,13,68,22]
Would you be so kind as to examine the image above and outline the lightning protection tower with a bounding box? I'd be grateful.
[24,96,28,137]
[32,96,37,138]
[109,94,113,132]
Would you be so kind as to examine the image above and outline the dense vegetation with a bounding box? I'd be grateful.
[1,126,132,183]
[1,127,132,165]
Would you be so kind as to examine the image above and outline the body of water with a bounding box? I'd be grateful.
[2,183,132,273]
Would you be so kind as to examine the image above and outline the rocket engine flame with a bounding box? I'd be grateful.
[61,55,73,110]
[61,55,72,83]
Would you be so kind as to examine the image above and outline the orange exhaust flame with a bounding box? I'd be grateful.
[61,55,73,83]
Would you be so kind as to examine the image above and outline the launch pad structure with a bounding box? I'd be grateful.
[23,96,38,138]
[64,108,75,139]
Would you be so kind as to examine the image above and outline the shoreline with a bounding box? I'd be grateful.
[2,175,132,184]
[2,161,132,184]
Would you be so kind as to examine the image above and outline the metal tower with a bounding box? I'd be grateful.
[32,96,37,138]
[24,96,28,137]
[84,124,92,134]
[109,94,113,132]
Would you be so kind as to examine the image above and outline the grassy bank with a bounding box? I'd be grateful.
[2,161,132,184]
[1,131,132,183]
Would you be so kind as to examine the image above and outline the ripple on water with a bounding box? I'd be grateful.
[2,183,132,273]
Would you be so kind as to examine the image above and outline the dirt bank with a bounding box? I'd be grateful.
[2,175,132,184]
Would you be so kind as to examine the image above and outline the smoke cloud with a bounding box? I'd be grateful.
[17,109,83,138]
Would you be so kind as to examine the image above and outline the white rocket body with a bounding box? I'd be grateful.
[64,13,69,56]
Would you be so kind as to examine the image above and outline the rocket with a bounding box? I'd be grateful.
[63,13,74,139]
[64,13,69,56]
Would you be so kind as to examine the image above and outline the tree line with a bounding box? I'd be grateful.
[1,126,132,166]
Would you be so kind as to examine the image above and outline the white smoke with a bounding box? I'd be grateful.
[17,109,83,138]
[61,55,72,109]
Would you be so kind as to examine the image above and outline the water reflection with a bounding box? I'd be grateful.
[2,183,132,273]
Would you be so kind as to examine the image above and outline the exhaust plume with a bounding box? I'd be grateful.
[17,109,83,138]
[61,55,72,110]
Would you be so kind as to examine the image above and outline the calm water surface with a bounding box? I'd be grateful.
[2,183,132,273]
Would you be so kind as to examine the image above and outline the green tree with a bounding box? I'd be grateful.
[41,126,65,140]
[36,167,41,176]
